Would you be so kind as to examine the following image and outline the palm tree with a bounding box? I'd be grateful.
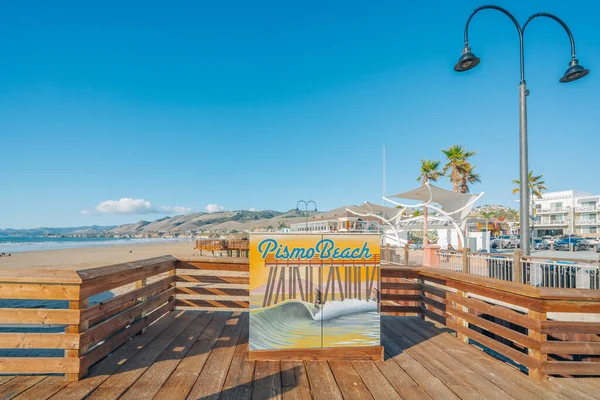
[513,171,547,241]
[460,164,481,194]
[441,145,478,192]
[417,159,441,247]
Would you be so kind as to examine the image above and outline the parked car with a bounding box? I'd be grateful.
[498,235,519,248]
[584,237,599,246]
[554,237,590,251]
[533,238,551,250]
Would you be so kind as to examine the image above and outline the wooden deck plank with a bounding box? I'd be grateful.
[84,310,199,400]
[380,332,460,400]
[304,361,343,400]
[374,358,432,400]
[13,376,68,400]
[219,318,255,400]
[328,361,374,400]
[351,361,401,399]
[546,378,597,400]
[119,311,216,400]
[0,376,46,399]
[0,376,15,386]
[186,312,248,400]
[391,317,515,400]
[252,360,283,400]
[48,311,178,400]
[383,319,487,400]
[281,361,312,400]
[405,317,563,400]
[152,312,232,400]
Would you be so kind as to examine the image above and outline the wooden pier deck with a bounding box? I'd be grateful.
[0,311,596,400]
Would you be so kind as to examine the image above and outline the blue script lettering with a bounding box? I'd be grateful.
[258,238,373,260]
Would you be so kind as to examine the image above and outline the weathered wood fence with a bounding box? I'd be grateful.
[381,265,600,380]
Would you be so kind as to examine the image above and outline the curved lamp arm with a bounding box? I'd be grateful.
[463,5,524,82]
[523,13,576,61]
[306,201,317,212]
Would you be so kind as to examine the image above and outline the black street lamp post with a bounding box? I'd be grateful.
[296,200,318,231]
[454,5,589,255]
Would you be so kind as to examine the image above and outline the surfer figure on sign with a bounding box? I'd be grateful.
[369,288,379,303]
[314,289,323,309]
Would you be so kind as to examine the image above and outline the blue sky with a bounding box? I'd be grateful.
[1,0,599,228]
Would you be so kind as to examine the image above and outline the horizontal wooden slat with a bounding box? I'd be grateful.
[175,269,249,277]
[421,306,446,325]
[175,282,248,289]
[541,300,600,313]
[0,308,80,325]
[0,333,79,349]
[421,294,447,310]
[0,283,79,301]
[80,288,175,348]
[422,284,447,299]
[380,282,421,291]
[78,256,176,299]
[175,286,248,297]
[80,276,174,323]
[544,361,600,375]
[447,319,539,370]
[541,320,600,335]
[0,269,81,284]
[381,268,419,279]
[175,294,250,302]
[380,305,420,314]
[448,305,540,351]
[82,300,174,369]
[0,357,80,374]
[380,294,421,302]
[446,292,539,331]
[175,275,249,285]
[175,299,249,309]
[541,341,600,355]
[176,261,249,272]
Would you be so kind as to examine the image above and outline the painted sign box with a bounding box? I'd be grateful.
[249,233,380,351]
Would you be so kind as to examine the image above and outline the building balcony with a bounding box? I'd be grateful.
[575,205,598,212]
[537,220,569,226]
[576,219,599,226]
[536,207,570,214]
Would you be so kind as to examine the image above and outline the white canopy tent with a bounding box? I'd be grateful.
[382,183,483,247]
[345,202,406,246]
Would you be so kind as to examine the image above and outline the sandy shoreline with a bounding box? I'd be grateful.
[0,240,205,270]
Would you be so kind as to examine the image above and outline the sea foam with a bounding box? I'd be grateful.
[313,298,377,321]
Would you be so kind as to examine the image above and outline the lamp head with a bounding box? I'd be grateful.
[560,59,590,83]
[454,46,480,72]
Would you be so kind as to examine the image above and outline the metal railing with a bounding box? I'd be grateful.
[437,250,463,272]
[522,257,599,289]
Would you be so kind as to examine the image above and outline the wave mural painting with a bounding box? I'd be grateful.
[249,233,381,351]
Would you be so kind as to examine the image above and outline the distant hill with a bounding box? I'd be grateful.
[0,225,117,237]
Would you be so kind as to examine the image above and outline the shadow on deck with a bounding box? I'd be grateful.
[0,311,598,400]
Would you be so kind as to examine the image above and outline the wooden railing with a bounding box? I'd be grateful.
[381,265,600,380]
[195,239,250,257]
[0,256,177,381]
[175,258,249,311]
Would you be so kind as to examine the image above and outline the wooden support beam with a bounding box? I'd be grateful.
[65,299,88,381]
[528,310,547,381]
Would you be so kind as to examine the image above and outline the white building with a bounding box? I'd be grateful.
[533,190,600,237]
[290,215,380,233]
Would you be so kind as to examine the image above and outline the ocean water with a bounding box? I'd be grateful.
[0,236,189,253]
[249,298,380,350]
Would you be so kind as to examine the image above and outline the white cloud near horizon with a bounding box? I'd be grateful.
[248,208,256,211]
[82,198,192,216]
[205,204,225,213]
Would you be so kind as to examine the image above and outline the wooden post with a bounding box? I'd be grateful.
[512,249,523,284]
[65,299,89,381]
[528,310,547,381]
[454,290,469,344]
[462,247,469,274]
[135,278,148,333]
[404,245,409,265]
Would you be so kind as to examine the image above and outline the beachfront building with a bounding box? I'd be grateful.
[533,190,600,237]
[290,215,380,233]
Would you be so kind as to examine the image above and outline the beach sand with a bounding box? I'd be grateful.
[0,240,206,270]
